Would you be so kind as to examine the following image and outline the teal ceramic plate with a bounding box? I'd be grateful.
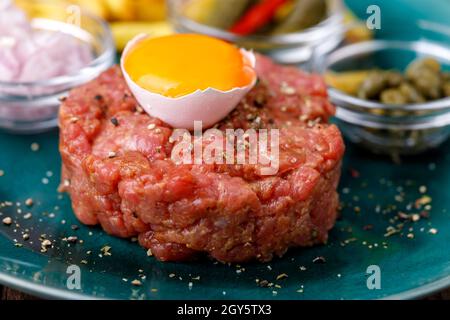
[0,131,449,300]
[1,0,450,301]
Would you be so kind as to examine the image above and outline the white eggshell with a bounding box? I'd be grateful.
[121,34,257,130]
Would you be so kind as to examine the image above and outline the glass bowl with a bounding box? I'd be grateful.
[0,0,115,134]
[167,0,345,65]
[313,40,450,157]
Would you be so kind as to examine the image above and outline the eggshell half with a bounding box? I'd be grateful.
[120,34,257,130]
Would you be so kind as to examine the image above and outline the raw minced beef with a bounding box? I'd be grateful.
[59,55,345,263]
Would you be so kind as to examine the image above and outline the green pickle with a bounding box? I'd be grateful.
[184,0,255,29]
[271,0,327,34]
[184,0,327,35]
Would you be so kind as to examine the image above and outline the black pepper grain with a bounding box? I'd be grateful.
[110,117,119,127]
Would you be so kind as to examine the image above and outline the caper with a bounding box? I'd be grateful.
[422,58,441,73]
[358,71,387,100]
[385,71,404,87]
[335,57,448,105]
[405,57,443,99]
[443,81,450,97]
[335,57,448,156]
[410,68,442,100]
[442,72,450,82]
[399,83,426,103]
[406,57,441,79]
[380,88,408,105]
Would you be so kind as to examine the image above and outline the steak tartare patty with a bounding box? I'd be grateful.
[59,55,345,263]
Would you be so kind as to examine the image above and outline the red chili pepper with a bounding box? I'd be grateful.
[230,0,288,36]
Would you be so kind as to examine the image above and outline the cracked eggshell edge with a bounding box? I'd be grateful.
[120,33,257,130]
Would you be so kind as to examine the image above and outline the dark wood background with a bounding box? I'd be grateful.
[1,284,449,300]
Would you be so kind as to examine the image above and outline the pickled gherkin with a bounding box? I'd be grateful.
[184,0,254,29]
[183,0,328,35]
[271,0,327,34]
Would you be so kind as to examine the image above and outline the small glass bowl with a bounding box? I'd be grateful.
[0,0,115,134]
[313,40,450,156]
[167,0,345,65]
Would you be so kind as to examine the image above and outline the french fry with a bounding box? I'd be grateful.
[73,0,110,20]
[15,0,110,20]
[344,10,373,43]
[105,0,166,21]
[134,0,167,21]
[111,21,174,50]
[105,0,135,21]
[19,0,168,22]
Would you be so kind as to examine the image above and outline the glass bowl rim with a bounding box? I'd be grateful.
[335,107,450,130]
[168,0,345,46]
[317,40,450,112]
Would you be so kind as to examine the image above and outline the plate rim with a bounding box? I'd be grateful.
[1,268,449,300]
[0,272,101,300]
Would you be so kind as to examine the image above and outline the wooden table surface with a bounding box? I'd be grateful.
[1,284,449,300]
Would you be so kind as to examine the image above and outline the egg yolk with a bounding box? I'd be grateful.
[123,34,255,98]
